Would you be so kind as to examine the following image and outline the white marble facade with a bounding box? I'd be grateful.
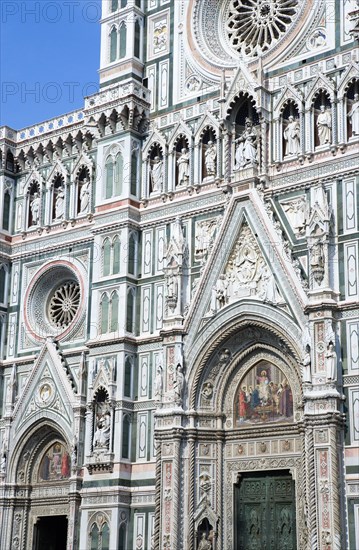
[0,0,359,549]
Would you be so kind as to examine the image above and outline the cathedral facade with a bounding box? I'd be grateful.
[0,0,359,549]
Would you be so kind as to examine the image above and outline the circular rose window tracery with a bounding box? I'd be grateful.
[48,281,80,328]
[226,0,299,57]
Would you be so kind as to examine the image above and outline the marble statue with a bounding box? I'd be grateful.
[204,141,216,176]
[283,116,301,155]
[198,533,212,550]
[71,434,78,467]
[348,93,359,136]
[174,363,184,403]
[310,241,325,284]
[80,178,90,212]
[325,342,337,381]
[317,105,332,145]
[235,118,258,169]
[302,345,312,384]
[30,192,40,225]
[211,274,228,312]
[55,186,65,219]
[154,365,163,399]
[177,148,190,186]
[150,156,163,192]
[93,410,111,450]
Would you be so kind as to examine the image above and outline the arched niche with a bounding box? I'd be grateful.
[234,359,294,427]
[92,387,112,453]
[346,79,359,140]
[313,90,332,148]
[76,166,91,215]
[148,143,164,195]
[201,127,217,181]
[230,94,260,170]
[52,175,65,221]
[174,135,190,188]
[27,181,41,228]
[281,100,301,158]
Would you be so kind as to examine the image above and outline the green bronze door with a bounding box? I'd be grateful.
[235,471,296,550]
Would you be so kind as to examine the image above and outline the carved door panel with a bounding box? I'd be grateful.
[235,472,296,550]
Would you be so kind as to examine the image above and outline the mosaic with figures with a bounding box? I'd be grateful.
[38,442,70,482]
[235,362,293,425]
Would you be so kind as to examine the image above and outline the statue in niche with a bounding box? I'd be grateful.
[283,115,301,155]
[198,533,212,550]
[310,240,325,284]
[177,148,190,186]
[317,105,332,145]
[55,186,65,219]
[235,118,258,169]
[173,363,184,404]
[93,409,111,450]
[154,365,163,399]
[150,156,163,193]
[30,192,40,225]
[204,141,216,177]
[348,93,359,136]
[79,178,90,213]
[71,434,78,468]
[0,440,7,474]
[325,341,337,381]
[302,345,312,384]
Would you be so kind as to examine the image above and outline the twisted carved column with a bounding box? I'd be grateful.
[172,436,181,549]
[305,426,317,549]
[188,436,196,550]
[154,441,162,550]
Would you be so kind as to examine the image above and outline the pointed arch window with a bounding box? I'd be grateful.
[122,415,131,459]
[0,266,6,304]
[113,236,121,274]
[128,233,136,275]
[105,158,114,199]
[118,524,127,550]
[110,291,119,332]
[102,524,110,550]
[103,238,111,277]
[111,0,118,12]
[126,287,135,333]
[110,27,117,62]
[90,524,99,550]
[124,356,132,397]
[115,153,124,196]
[134,20,141,59]
[101,293,110,334]
[130,151,138,196]
[2,191,10,231]
[119,23,127,59]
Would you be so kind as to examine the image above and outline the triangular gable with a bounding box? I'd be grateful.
[222,63,258,118]
[273,84,304,115]
[338,61,359,99]
[305,73,336,108]
[184,192,308,347]
[12,338,75,434]
[194,113,220,145]
[46,159,68,187]
[24,168,44,194]
[167,120,192,148]
[72,151,94,178]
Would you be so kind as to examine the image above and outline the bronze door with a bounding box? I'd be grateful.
[235,472,296,550]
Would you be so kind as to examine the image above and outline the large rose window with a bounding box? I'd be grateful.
[226,0,299,56]
[48,282,80,328]
[24,261,85,341]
